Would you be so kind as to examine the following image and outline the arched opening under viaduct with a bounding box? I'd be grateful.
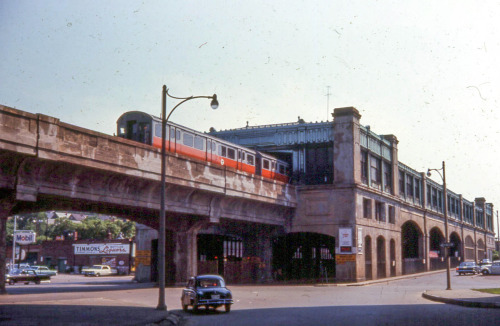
[401,221,424,274]
[272,232,335,282]
[449,232,461,268]
[429,227,446,270]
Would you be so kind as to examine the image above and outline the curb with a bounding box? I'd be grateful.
[422,291,500,309]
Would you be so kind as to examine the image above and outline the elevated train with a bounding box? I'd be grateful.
[117,111,290,183]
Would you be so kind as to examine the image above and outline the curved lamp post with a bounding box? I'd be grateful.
[427,161,451,290]
[157,85,218,311]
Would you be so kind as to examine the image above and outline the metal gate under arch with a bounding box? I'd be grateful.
[272,232,335,282]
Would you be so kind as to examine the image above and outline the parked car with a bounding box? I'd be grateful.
[479,259,492,266]
[456,261,480,275]
[181,275,233,313]
[481,261,500,275]
[5,269,51,285]
[29,265,58,276]
[81,265,117,277]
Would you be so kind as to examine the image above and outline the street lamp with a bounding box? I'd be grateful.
[427,161,451,290]
[157,85,219,311]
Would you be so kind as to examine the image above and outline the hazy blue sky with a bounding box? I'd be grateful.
[1,1,500,230]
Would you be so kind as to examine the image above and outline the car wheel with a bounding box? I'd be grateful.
[35,279,41,285]
[458,272,462,276]
[482,270,490,275]
[24,282,29,285]
[225,304,231,313]
[96,273,100,277]
[182,303,188,312]
[193,304,198,313]
[8,279,14,285]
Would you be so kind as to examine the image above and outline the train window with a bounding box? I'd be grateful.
[155,123,162,138]
[212,142,217,152]
[227,148,236,159]
[279,164,285,174]
[170,128,175,139]
[247,154,254,165]
[263,159,270,170]
[183,132,194,147]
[119,127,126,136]
[194,136,205,150]
[176,130,181,140]
[220,145,227,157]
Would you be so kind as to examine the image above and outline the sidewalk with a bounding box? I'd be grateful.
[422,289,500,309]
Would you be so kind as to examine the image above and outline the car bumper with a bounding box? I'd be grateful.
[195,299,233,306]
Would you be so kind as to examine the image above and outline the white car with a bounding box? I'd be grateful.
[29,266,58,276]
[481,261,500,275]
[81,265,117,277]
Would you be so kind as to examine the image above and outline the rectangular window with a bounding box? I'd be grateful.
[370,156,381,184]
[247,154,254,165]
[388,206,396,224]
[263,159,270,170]
[415,180,420,200]
[406,175,414,197]
[363,198,372,219]
[220,145,227,157]
[183,132,194,147]
[375,202,384,222]
[227,148,236,159]
[194,136,205,150]
[361,150,368,183]
[399,171,405,196]
[383,162,392,192]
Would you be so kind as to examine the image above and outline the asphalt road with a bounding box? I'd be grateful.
[1,272,500,325]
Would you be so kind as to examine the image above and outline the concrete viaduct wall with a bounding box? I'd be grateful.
[0,105,296,291]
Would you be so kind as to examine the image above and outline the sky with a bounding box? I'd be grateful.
[1,1,500,234]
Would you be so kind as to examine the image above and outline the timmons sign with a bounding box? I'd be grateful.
[14,231,36,245]
[73,243,130,255]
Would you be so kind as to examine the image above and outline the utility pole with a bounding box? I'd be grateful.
[11,215,17,270]
[325,86,331,121]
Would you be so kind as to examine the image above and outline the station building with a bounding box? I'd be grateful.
[208,107,496,282]
[134,107,495,283]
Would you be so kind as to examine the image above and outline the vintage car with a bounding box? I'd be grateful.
[29,265,58,276]
[81,265,117,277]
[181,275,233,313]
[456,261,480,275]
[5,269,51,285]
[481,261,500,275]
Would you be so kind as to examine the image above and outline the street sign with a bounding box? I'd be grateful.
[440,242,454,248]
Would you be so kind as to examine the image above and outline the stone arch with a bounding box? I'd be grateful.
[477,238,485,261]
[449,232,461,258]
[429,227,445,256]
[401,221,424,274]
[465,235,474,261]
[272,232,335,281]
[365,235,372,280]
[377,236,386,279]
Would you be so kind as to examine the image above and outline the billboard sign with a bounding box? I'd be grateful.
[73,243,130,255]
[14,231,36,245]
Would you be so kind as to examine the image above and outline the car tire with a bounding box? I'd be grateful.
[8,279,14,285]
[182,303,188,312]
[225,304,231,313]
[35,279,41,285]
[193,304,198,313]
[458,272,462,276]
[482,270,490,275]
[96,273,100,277]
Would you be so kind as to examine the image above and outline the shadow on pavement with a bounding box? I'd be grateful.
[0,304,174,326]
[180,304,500,326]
[3,282,157,295]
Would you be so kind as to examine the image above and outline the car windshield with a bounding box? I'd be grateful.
[197,278,222,288]
[462,262,474,266]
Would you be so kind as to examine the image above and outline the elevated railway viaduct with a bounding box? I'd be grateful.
[0,105,495,293]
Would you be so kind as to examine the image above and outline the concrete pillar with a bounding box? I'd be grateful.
[332,107,362,186]
[174,221,207,284]
[0,196,16,295]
